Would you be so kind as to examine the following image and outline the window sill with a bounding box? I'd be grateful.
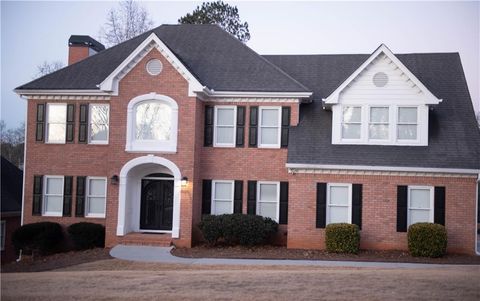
[85,214,106,219]
[88,141,109,145]
[42,213,63,217]
[258,145,281,149]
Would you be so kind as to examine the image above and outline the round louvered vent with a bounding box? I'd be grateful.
[146,59,163,76]
[373,72,388,87]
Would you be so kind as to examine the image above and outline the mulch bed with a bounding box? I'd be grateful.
[172,245,480,265]
[1,248,112,273]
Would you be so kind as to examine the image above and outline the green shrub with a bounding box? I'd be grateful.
[199,214,278,246]
[12,222,64,255]
[408,223,447,258]
[325,223,360,254]
[67,222,105,250]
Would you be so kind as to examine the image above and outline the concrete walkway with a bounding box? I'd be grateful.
[110,245,473,269]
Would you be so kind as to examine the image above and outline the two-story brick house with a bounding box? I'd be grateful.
[15,25,480,254]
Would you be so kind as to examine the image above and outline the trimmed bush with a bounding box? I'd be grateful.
[67,222,105,250]
[408,223,447,258]
[325,223,360,254]
[12,222,64,255]
[199,214,278,246]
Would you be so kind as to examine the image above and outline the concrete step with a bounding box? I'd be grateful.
[119,232,172,247]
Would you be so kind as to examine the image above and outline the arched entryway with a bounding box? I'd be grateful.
[117,155,181,238]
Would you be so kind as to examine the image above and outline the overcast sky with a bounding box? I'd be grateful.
[1,1,479,128]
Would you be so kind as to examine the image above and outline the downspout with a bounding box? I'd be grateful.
[476,173,479,255]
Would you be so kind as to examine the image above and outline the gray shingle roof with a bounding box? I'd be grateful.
[16,24,308,93]
[263,53,480,170]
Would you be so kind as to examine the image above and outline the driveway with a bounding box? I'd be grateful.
[2,259,480,301]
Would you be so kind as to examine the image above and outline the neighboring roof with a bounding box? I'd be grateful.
[1,157,22,214]
[68,35,105,52]
[264,53,480,170]
[17,25,308,93]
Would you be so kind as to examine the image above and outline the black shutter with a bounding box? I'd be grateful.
[281,107,290,148]
[204,106,214,147]
[279,182,288,224]
[78,104,88,143]
[202,180,212,214]
[236,106,245,147]
[397,186,408,232]
[63,176,73,216]
[434,186,446,226]
[316,183,327,228]
[247,181,257,214]
[66,104,75,143]
[35,103,45,142]
[75,176,86,217]
[233,180,243,213]
[352,184,363,229]
[248,106,258,147]
[32,175,43,215]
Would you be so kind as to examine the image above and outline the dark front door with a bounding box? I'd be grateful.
[140,179,174,231]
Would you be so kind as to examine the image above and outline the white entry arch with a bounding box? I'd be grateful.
[117,154,181,238]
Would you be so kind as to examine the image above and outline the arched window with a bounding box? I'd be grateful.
[126,93,178,152]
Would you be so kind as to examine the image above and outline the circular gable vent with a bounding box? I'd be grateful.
[373,72,388,87]
[146,59,163,76]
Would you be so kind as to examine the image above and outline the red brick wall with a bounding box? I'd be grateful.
[68,46,89,65]
[1,215,21,263]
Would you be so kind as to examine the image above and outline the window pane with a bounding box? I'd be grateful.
[343,107,361,123]
[370,107,389,123]
[329,186,349,205]
[329,206,349,224]
[46,178,63,194]
[47,104,66,123]
[88,197,105,214]
[410,189,430,208]
[216,127,234,144]
[342,124,361,139]
[214,201,232,215]
[214,182,232,200]
[259,184,277,201]
[261,109,279,126]
[260,128,279,145]
[91,105,109,124]
[47,124,66,142]
[258,202,277,220]
[398,107,417,123]
[91,124,108,141]
[217,108,234,126]
[89,179,106,196]
[398,125,417,140]
[409,209,430,225]
[135,102,172,140]
[369,124,389,140]
[45,196,63,213]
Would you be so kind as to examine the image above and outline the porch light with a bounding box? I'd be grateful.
[181,176,188,186]
[110,175,119,185]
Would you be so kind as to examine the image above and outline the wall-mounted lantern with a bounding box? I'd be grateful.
[181,176,188,187]
[110,175,119,185]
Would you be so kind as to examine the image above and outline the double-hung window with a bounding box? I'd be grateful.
[259,107,281,148]
[214,106,236,147]
[407,186,433,226]
[89,104,110,144]
[211,180,234,215]
[86,177,107,218]
[46,104,67,143]
[257,182,280,222]
[342,106,362,140]
[327,183,352,224]
[43,176,64,216]
[369,107,389,140]
[397,107,418,141]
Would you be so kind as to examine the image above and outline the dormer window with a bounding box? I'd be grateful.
[342,106,361,140]
[397,107,417,140]
[369,107,389,140]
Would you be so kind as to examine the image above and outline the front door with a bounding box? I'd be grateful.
[140,178,174,231]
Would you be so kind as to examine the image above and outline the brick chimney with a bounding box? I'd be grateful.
[68,35,105,65]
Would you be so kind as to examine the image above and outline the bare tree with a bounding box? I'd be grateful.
[0,121,25,168]
[35,61,64,78]
[100,0,154,47]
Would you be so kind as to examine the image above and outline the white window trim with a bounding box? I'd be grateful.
[407,185,434,227]
[368,106,390,141]
[258,106,282,148]
[213,106,237,147]
[125,93,179,153]
[42,175,64,217]
[88,103,110,145]
[85,176,107,218]
[326,183,352,225]
[256,181,280,222]
[211,180,235,215]
[45,103,67,144]
[341,106,362,141]
[0,220,5,251]
[396,106,420,144]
